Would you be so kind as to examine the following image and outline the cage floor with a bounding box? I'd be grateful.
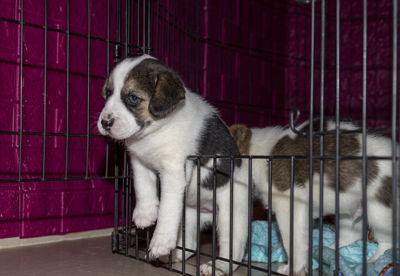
[0,236,176,276]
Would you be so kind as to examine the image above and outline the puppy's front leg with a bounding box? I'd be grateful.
[275,196,308,276]
[131,157,159,229]
[149,167,186,258]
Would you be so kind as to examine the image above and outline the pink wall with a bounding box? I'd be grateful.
[0,0,396,239]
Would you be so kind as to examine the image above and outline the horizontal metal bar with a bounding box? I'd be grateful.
[0,130,106,138]
[187,155,396,161]
[0,175,129,183]
[0,16,142,48]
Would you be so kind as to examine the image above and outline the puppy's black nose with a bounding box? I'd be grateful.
[101,118,114,131]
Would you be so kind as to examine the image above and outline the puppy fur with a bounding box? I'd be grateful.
[230,121,396,275]
[97,55,249,276]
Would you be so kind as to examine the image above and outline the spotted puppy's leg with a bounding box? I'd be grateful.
[131,157,159,229]
[200,180,249,276]
[367,199,393,262]
[275,192,309,276]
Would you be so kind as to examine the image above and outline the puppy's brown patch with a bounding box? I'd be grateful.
[122,78,152,122]
[126,58,185,119]
[102,77,114,100]
[270,122,379,192]
[376,176,393,208]
[229,124,252,155]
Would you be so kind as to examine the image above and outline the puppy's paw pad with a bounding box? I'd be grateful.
[199,263,225,276]
[132,205,158,229]
[149,233,176,258]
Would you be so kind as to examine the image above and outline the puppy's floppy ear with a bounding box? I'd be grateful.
[148,70,186,118]
[229,124,252,154]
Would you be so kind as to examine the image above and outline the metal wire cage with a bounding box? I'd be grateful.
[111,1,400,276]
[0,0,399,276]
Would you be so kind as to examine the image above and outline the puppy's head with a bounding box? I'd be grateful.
[97,55,186,140]
[229,124,252,155]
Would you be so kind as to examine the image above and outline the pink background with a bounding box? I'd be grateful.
[0,0,396,238]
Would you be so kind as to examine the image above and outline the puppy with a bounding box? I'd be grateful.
[230,121,395,275]
[97,55,249,276]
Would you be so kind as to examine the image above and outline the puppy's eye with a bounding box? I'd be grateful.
[105,89,112,99]
[126,94,141,106]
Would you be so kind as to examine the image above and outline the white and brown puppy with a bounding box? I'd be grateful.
[97,55,249,276]
[230,122,394,275]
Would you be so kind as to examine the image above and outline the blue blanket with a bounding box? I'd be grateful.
[243,221,398,275]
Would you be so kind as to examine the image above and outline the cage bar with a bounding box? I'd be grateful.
[212,157,217,276]
[308,1,316,273]
[18,0,24,182]
[85,0,91,178]
[42,0,47,180]
[65,0,70,178]
[229,158,234,276]
[247,157,253,276]
[267,159,272,276]
[392,0,399,273]
[361,0,368,274]
[318,1,326,275]
[334,0,341,274]
[196,158,201,276]
[289,156,295,276]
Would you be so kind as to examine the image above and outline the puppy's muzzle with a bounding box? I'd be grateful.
[101,118,114,131]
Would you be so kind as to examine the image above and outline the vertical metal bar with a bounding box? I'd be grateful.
[248,157,253,276]
[318,1,326,275]
[123,151,129,256]
[143,0,146,54]
[158,2,165,59]
[137,0,140,54]
[182,191,186,275]
[113,0,122,255]
[166,0,169,65]
[125,0,129,55]
[361,0,368,274]
[42,0,47,180]
[308,0,316,273]
[171,0,175,68]
[212,157,217,276]
[125,0,128,57]
[196,158,201,276]
[18,0,24,233]
[195,0,199,93]
[392,0,399,273]
[85,0,91,178]
[290,156,295,276]
[174,0,178,72]
[147,0,152,54]
[155,0,159,56]
[229,158,234,276]
[18,0,24,181]
[117,0,121,43]
[135,215,139,258]
[105,0,109,177]
[65,0,70,179]
[128,167,132,253]
[268,159,272,276]
[334,0,341,274]
[146,228,150,263]
[113,144,120,253]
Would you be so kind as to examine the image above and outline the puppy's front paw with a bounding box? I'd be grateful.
[277,264,307,276]
[149,232,177,258]
[199,261,225,276]
[132,204,158,229]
